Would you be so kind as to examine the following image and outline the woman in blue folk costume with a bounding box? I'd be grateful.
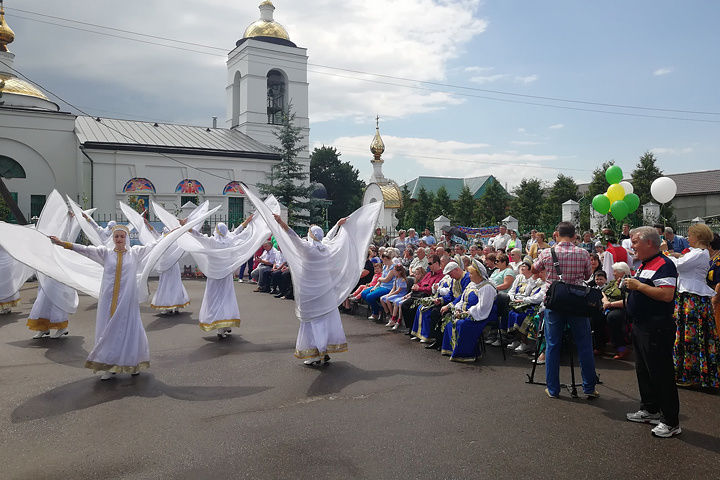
[410,263,454,342]
[441,262,498,362]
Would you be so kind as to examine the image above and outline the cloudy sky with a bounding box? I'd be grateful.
[5,0,720,189]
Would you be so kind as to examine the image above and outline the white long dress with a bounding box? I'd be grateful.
[151,261,190,311]
[70,243,154,373]
[0,246,32,312]
[242,183,382,360]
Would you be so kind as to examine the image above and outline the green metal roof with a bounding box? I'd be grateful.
[402,175,497,200]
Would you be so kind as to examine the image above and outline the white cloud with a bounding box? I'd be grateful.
[515,74,538,84]
[653,67,674,76]
[517,127,527,134]
[650,146,694,155]
[10,0,489,125]
[511,140,543,146]
[548,123,564,130]
[464,66,494,73]
[469,73,508,84]
[315,134,562,188]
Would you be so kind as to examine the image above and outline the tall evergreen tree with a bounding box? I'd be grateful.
[631,151,674,223]
[257,109,316,225]
[395,184,413,230]
[413,187,435,230]
[476,179,509,225]
[309,145,366,225]
[430,185,454,221]
[511,178,544,230]
[541,174,579,226]
[454,185,476,226]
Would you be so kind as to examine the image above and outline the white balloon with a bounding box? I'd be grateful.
[650,177,677,204]
[619,181,633,195]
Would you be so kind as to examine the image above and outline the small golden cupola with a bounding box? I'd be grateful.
[243,1,291,41]
[0,1,15,52]
[370,115,385,162]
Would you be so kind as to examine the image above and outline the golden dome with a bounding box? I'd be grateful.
[0,3,15,52]
[0,73,49,100]
[243,1,290,41]
[380,184,402,209]
[370,116,385,160]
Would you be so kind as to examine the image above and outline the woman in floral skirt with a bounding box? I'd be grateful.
[671,223,719,389]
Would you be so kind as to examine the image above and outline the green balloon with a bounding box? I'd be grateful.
[624,193,640,213]
[605,165,624,185]
[610,200,629,220]
[592,194,611,215]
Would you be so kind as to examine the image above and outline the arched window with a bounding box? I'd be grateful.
[223,181,245,195]
[231,71,242,128]
[267,69,286,125]
[0,155,26,178]
[122,177,156,193]
[175,179,205,195]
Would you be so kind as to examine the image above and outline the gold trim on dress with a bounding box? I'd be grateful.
[61,241,74,250]
[110,249,123,317]
[198,319,242,332]
[294,343,348,359]
[151,301,190,310]
[27,318,68,331]
[0,297,20,307]
[84,360,150,374]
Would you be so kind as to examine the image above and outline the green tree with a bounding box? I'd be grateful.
[395,184,413,230]
[511,178,544,230]
[257,109,316,225]
[476,179,509,225]
[541,174,579,226]
[407,186,432,230]
[579,161,615,231]
[630,151,674,224]
[310,145,366,225]
[430,185,453,221]
[454,185,475,226]
[0,195,10,222]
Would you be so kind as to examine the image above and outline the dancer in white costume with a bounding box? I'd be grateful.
[242,183,382,365]
[153,197,279,338]
[119,202,189,314]
[27,190,90,338]
[50,226,155,378]
[0,245,32,314]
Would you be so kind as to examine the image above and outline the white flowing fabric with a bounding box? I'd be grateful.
[0,204,219,303]
[119,202,189,309]
[242,183,383,320]
[152,197,280,279]
[242,183,382,360]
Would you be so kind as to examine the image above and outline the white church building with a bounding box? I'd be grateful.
[0,1,309,225]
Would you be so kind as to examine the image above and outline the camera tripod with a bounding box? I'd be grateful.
[525,311,601,398]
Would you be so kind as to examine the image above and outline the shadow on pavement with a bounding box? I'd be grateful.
[7,336,90,368]
[84,301,98,311]
[145,311,197,332]
[305,361,447,396]
[11,373,271,423]
[0,312,23,330]
[187,336,296,363]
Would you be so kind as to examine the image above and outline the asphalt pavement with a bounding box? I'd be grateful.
[1,280,718,479]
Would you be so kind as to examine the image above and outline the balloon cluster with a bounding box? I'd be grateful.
[591,166,640,220]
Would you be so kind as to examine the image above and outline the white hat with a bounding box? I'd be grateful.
[443,261,460,275]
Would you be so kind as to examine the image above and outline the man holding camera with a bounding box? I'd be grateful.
[624,226,680,438]
[533,221,597,399]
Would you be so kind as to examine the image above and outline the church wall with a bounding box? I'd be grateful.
[83,148,278,221]
[0,109,79,219]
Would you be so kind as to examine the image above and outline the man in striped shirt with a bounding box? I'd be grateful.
[533,221,598,399]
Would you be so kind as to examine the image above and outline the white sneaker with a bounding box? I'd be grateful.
[32,330,50,339]
[51,328,69,338]
[217,328,228,339]
[484,337,497,345]
[506,340,521,350]
[410,336,419,341]
[626,409,662,424]
[237,278,243,283]
[515,343,533,353]
[100,372,115,381]
[651,422,682,438]
[490,339,502,347]
[368,315,377,320]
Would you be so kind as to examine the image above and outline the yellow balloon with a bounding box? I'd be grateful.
[607,183,625,203]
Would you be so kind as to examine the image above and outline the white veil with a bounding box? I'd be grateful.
[151,196,280,280]
[241,183,382,320]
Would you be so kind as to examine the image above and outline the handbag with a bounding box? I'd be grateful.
[544,247,602,316]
